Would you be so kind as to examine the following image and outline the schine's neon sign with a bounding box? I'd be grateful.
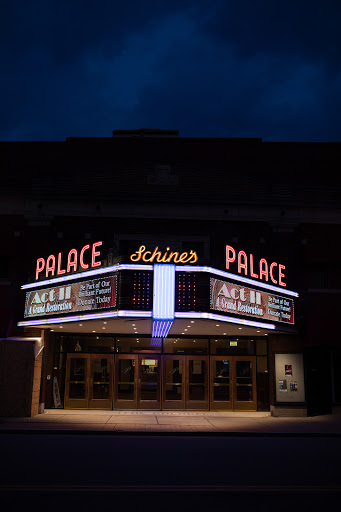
[130,245,198,264]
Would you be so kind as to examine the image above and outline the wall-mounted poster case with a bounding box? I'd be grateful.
[275,353,305,403]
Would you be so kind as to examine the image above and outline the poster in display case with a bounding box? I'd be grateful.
[275,353,305,403]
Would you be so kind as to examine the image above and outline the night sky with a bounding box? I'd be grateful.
[1,0,341,142]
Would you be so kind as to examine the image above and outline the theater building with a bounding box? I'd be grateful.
[0,129,340,417]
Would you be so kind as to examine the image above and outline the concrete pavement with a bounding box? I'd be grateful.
[1,408,341,434]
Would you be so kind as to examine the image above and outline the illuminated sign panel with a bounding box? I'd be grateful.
[210,278,294,324]
[35,241,103,280]
[226,244,286,287]
[24,274,117,318]
[130,245,198,264]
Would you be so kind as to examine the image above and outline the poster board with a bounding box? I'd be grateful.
[275,353,305,403]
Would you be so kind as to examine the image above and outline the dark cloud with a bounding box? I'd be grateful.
[1,1,340,141]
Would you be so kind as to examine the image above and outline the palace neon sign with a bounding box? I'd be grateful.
[35,241,103,280]
[130,245,198,264]
[226,244,286,287]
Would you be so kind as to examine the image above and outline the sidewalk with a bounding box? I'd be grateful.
[1,408,341,434]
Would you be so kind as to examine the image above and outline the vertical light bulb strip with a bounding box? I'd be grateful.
[152,264,175,321]
[152,264,175,341]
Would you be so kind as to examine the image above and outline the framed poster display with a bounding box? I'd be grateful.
[274,353,305,403]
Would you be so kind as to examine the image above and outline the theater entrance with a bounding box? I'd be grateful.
[114,354,161,410]
[63,349,258,411]
[210,356,257,411]
[64,353,114,409]
[162,355,209,410]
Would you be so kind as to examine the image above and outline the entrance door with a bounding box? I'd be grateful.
[210,356,233,410]
[186,356,209,410]
[138,356,161,410]
[163,356,185,410]
[114,354,161,410]
[210,356,257,411]
[234,356,257,411]
[64,354,114,409]
[114,354,137,409]
[162,355,209,410]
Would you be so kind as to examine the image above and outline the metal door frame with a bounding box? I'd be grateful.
[64,353,114,410]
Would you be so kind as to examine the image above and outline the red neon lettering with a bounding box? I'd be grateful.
[237,251,248,275]
[80,244,90,269]
[226,245,236,270]
[91,241,102,268]
[35,258,45,280]
[259,258,269,282]
[249,254,259,279]
[57,252,66,275]
[270,262,278,284]
[45,255,56,277]
[67,249,78,273]
[278,264,286,287]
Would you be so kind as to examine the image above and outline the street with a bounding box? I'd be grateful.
[1,433,340,511]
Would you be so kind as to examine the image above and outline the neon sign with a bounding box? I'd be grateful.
[35,241,103,280]
[130,245,198,264]
[226,244,286,287]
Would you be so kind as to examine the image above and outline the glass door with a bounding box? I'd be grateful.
[137,355,161,410]
[88,355,114,409]
[114,355,137,409]
[162,356,185,410]
[64,354,89,408]
[185,356,209,410]
[210,356,233,410]
[233,356,257,411]
[65,354,114,409]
